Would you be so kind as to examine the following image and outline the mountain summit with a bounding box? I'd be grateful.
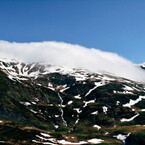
[0,40,145,82]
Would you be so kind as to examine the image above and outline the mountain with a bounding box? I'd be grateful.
[139,62,145,70]
[0,58,145,145]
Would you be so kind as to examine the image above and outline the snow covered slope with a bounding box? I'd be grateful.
[0,58,145,145]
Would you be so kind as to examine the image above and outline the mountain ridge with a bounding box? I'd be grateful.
[0,58,144,82]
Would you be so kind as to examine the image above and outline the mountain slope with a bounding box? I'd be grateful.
[0,59,145,145]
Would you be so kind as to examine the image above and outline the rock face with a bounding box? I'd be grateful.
[0,59,145,145]
[140,62,145,70]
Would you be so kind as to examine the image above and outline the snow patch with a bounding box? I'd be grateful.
[20,102,31,106]
[123,96,145,108]
[32,140,56,144]
[120,114,139,122]
[116,101,120,105]
[87,138,104,144]
[40,133,51,137]
[93,125,101,130]
[91,111,98,115]
[94,81,105,87]
[58,140,87,144]
[85,86,97,97]
[83,100,95,107]
[123,85,134,91]
[29,109,37,114]
[74,95,81,99]
[58,93,67,126]
[73,108,82,114]
[68,100,73,105]
[114,133,130,143]
[102,106,108,114]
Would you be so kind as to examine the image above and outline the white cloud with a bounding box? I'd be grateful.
[0,40,144,82]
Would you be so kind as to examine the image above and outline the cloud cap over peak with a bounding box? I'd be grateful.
[0,40,144,82]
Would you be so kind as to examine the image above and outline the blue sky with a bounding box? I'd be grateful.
[0,0,145,63]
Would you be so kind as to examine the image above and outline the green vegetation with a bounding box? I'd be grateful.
[0,69,145,144]
[126,130,145,145]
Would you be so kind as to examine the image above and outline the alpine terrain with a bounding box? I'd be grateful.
[0,58,145,145]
